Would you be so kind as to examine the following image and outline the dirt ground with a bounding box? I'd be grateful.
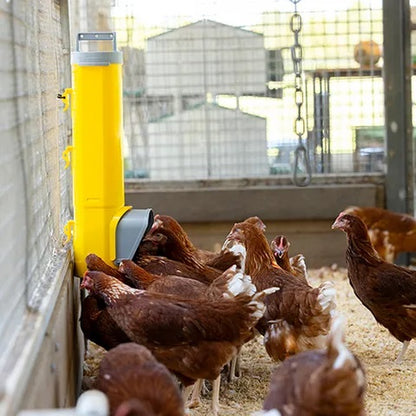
[83,265,416,415]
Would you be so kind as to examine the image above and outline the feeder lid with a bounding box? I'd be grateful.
[71,32,122,66]
[115,208,154,265]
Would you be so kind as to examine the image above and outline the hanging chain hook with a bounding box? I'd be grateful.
[289,0,312,187]
[294,144,312,186]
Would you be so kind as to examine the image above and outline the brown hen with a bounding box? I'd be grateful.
[81,270,274,415]
[119,259,241,300]
[332,212,416,362]
[82,254,132,350]
[95,343,184,416]
[270,235,308,283]
[119,258,253,407]
[223,217,336,361]
[119,259,206,295]
[86,253,129,283]
[134,254,220,284]
[135,232,168,256]
[255,316,366,416]
[147,214,240,271]
[80,295,131,351]
[343,205,416,262]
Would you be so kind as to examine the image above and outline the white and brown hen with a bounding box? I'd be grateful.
[223,216,336,361]
[254,316,366,416]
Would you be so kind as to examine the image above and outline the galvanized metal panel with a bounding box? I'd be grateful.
[0,0,74,412]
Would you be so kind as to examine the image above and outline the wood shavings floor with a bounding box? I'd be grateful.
[83,266,416,415]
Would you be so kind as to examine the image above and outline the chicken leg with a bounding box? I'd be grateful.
[211,375,221,416]
[228,354,239,382]
[187,379,203,408]
[395,340,410,364]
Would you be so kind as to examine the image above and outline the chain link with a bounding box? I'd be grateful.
[290,12,304,141]
[289,1,312,186]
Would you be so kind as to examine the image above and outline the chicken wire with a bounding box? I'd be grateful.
[0,0,72,365]
[111,0,400,181]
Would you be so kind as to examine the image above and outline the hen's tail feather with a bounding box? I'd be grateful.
[317,281,337,313]
[210,266,257,299]
[225,270,256,298]
[290,254,308,279]
[327,315,355,369]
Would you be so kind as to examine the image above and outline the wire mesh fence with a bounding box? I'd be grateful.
[0,0,72,361]
[112,0,395,181]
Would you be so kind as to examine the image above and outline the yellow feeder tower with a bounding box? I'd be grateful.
[61,32,153,275]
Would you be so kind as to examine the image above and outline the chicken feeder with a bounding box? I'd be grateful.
[60,32,153,275]
[114,208,154,265]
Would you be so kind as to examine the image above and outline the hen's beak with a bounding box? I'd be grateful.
[149,217,162,234]
[331,212,346,230]
[274,249,284,258]
[80,271,91,289]
[331,219,340,230]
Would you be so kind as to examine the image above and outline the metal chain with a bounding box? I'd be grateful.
[289,0,312,187]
